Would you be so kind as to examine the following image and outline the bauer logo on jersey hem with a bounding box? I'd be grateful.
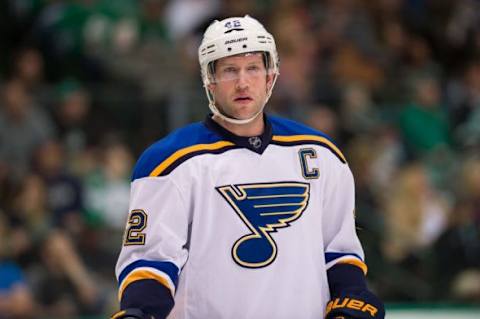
[272,135,346,164]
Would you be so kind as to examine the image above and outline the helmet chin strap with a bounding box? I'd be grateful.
[208,99,265,125]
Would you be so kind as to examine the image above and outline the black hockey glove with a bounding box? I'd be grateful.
[325,287,385,319]
[111,308,154,319]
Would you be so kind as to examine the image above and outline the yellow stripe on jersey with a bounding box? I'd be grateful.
[272,135,346,163]
[339,258,368,275]
[149,141,235,177]
[118,269,174,301]
[111,310,126,319]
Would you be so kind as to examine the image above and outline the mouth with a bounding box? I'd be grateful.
[234,96,253,103]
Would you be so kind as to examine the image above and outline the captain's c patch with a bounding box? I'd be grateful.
[216,182,310,268]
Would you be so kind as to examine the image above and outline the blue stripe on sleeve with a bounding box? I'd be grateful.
[119,260,180,288]
[325,252,363,263]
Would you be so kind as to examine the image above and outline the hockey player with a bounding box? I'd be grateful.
[111,15,385,319]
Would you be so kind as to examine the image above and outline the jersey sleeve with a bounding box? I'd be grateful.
[115,174,190,314]
[322,161,367,275]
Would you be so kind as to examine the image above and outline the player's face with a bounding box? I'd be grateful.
[209,53,273,121]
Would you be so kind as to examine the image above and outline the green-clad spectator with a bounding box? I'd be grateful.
[83,140,134,230]
[138,0,170,44]
[83,0,140,54]
[82,0,170,56]
[37,1,93,57]
[35,1,98,78]
[399,75,451,157]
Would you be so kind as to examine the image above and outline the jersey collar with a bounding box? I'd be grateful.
[204,114,273,154]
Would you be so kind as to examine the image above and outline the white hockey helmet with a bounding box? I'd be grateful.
[198,15,279,125]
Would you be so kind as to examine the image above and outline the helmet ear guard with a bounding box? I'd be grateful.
[198,15,279,125]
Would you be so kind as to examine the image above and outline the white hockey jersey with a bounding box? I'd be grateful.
[115,115,367,319]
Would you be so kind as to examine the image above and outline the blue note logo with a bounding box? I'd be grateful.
[217,182,310,268]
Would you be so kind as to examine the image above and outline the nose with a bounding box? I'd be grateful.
[235,70,249,90]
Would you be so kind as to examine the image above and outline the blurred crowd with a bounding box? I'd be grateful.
[1,0,480,318]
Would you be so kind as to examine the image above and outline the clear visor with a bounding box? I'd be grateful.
[208,52,274,84]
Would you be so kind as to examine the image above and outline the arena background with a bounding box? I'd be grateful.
[0,0,479,318]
